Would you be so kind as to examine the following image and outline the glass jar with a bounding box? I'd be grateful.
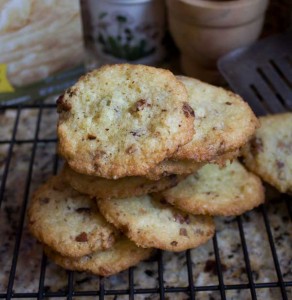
[80,0,166,70]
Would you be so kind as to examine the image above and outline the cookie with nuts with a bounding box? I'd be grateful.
[57,64,194,179]
[44,237,153,277]
[171,76,258,162]
[62,163,186,200]
[28,176,118,258]
[97,194,215,252]
[162,160,265,216]
[242,113,292,193]
[145,149,240,180]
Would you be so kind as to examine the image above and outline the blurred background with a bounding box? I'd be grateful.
[0,0,291,104]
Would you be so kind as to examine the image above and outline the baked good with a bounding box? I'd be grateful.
[97,194,215,252]
[242,113,292,193]
[171,76,258,161]
[57,64,194,179]
[28,176,118,257]
[146,149,239,180]
[162,160,265,216]
[44,237,153,277]
[145,159,204,180]
[62,163,185,200]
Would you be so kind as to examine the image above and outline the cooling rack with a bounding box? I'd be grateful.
[0,32,292,300]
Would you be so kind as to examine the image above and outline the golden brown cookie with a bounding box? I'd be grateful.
[57,64,194,179]
[162,161,265,216]
[242,113,292,193]
[145,159,203,180]
[62,163,185,200]
[97,194,215,252]
[145,149,239,180]
[44,237,153,277]
[28,176,118,258]
[172,76,258,161]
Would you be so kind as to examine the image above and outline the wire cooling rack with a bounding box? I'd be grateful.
[0,33,292,299]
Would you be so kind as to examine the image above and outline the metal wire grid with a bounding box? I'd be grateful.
[0,98,291,299]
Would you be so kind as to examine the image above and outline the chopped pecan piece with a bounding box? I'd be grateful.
[250,137,264,155]
[75,232,88,242]
[126,145,137,154]
[67,88,77,97]
[179,228,188,236]
[130,99,151,112]
[56,94,71,113]
[173,212,190,224]
[182,102,195,118]
[87,134,96,140]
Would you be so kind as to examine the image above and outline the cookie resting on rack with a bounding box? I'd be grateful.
[242,113,292,194]
[44,237,153,277]
[145,148,240,180]
[162,160,265,216]
[97,194,215,252]
[171,76,258,162]
[57,64,194,179]
[28,176,118,258]
[62,163,185,200]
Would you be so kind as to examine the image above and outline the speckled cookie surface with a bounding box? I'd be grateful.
[162,161,265,216]
[172,76,258,161]
[57,64,194,179]
[242,113,292,193]
[28,176,118,258]
[97,194,215,252]
[44,237,153,277]
[146,149,240,180]
[62,164,184,200]
[146,159,204,180]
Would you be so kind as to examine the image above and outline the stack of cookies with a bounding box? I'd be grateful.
[28,64,265,277]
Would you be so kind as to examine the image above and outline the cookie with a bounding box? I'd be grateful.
[142,159,203,181]
[57,64,194,179]
[28,176,118,258]
[44,237,153,277]
[242,113,292,193]
[62,163,185,200]
[97,194,215,252]
[145,149,239,180]
[162,161,265,216]
[171,76,258,161]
